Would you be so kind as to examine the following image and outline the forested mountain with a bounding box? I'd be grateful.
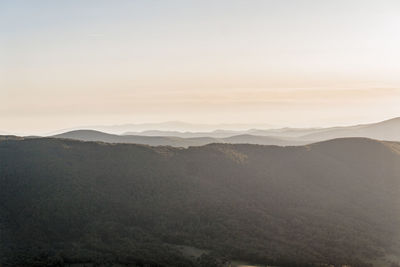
[1,137,400,266]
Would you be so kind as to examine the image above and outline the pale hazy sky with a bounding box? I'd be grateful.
[1,0,400,134]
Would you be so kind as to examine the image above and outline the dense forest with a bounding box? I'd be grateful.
[1,137,400,266]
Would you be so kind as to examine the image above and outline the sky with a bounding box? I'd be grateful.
[1,0,400,134]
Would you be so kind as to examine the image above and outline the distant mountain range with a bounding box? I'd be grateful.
[1,137,399,266]
[53,130,306,147]
[0,131,11,135]
[51,117,400,147]
[49,121,274,135]
[128,117,400,140]
[300,117,400,141]
[122,127,327,139]
[122,129,242,138]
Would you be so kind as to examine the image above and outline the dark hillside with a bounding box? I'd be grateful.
[0,138,399,266]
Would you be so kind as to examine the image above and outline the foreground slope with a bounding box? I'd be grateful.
[0,138,400,266]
